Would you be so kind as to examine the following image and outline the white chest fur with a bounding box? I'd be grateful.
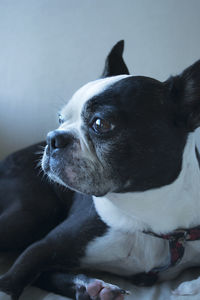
[82,227,200,279]
[82,134,200,279]
[81,228,169,276]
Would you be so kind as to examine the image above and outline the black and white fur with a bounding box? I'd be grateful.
[0,40,200,299]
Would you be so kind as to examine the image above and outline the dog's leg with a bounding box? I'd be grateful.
[0,194,108,299]
[0,241,128,300]
[0,211,95,299]
[0,238,58,300]
[0,235,128,300]
[35,271,129,300]
[0,243,45,300]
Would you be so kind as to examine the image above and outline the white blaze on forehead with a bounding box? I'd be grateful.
[61,74,132,124]
[59,74,132,157]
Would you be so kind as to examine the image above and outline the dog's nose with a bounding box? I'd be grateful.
[47,130,72,149]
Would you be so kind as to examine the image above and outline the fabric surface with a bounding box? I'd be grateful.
[0,253,200,300]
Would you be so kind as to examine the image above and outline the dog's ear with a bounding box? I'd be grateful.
[166,60,200,131]
[101,40,130,78]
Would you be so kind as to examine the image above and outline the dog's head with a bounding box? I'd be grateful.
[42,41,200,196]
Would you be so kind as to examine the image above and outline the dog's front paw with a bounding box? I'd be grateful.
[172,277,200,296]
[76,279,130,300]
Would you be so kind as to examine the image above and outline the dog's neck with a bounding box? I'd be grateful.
[93,133,200,234]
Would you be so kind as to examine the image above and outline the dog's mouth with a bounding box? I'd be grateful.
[41,144,115,196]
[41,146,68,187]
[42,146,61,174]
[41,145,89,190]
[41,146,62,175]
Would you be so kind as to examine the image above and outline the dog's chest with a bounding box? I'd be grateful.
[81,228,200,279]
[81,228,169,276]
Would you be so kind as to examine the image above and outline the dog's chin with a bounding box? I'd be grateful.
[41,151,111,196]
[43,165,108,197]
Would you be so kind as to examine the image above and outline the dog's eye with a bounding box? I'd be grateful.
[92,118,115,133]
[58,114,64,125]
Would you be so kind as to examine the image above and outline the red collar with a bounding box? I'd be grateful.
[144,226,200,273]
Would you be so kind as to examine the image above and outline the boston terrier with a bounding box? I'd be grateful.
[0,41,200,300]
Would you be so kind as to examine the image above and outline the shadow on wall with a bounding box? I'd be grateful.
[0,132,8,159]
[0,94,59,160]
[0,123,46,160]
[0,128,30,160]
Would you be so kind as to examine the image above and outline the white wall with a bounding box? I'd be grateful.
[0,0,200,159]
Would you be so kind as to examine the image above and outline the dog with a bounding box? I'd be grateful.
[0,40,200,300]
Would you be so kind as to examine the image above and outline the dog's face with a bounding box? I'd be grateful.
[42,41,200,196]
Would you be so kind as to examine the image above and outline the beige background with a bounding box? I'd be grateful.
[0,0,200,159]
